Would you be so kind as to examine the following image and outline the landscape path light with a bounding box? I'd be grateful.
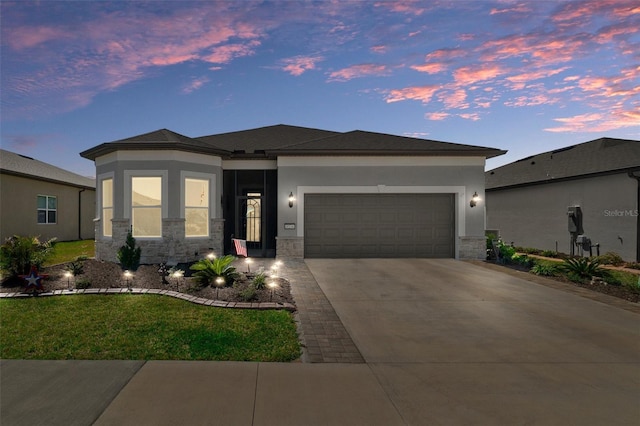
[245,257,252,273]
[171,270,184,291]
[267,280,279,302]
[64,271,73,291]
[123,270,133,290]
[215,276,225,299]
[207,252,216,260]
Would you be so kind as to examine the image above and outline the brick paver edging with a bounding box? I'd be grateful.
[0,288,296,311]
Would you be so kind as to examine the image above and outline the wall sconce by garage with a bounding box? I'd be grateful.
[288,192,295,208]
[470,191,480,208]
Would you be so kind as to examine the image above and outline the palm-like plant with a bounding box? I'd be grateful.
[190,255,238,286]
[561,257,604,282]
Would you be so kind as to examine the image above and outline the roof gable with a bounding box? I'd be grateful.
[486,138,640,189]
[1,149,95,188]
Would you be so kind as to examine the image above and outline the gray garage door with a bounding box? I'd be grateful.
[304,193,455,258]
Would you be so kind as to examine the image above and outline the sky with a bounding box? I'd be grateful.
[1,0,639,178]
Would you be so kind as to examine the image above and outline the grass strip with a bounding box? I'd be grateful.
[0,295,300,361]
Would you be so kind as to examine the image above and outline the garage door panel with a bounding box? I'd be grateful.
[304,193,454,258]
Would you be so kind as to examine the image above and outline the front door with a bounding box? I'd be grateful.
[236,193,266,257]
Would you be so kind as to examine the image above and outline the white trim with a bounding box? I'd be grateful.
[295,185,466,237]
[278,156,484,167]
[124,169,169,223]
[180,171,216,238]
[96,150,222,167]
[222,160,277,170]
[97,172,115,239]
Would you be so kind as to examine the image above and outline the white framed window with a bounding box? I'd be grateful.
[37,195,57,224]
[184,178,209,237]
[131,176,163,237]
[101,178,113,237]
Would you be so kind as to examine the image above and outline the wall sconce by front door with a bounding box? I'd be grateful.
[470,191,480,208]
[288,192,295,208]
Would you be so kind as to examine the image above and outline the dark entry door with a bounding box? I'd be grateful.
[236,193,266,257]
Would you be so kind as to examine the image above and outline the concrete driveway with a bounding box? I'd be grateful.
[305,258,640,425]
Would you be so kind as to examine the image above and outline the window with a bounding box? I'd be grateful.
[131,176,162,237]
[102,178,113,237]
[185,178,209,237]
[37,195,57,224]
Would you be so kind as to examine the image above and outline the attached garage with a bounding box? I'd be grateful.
[304,193,455,258]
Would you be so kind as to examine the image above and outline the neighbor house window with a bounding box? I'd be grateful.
[185,178,209,237]
[131,176,162,237]
[102,178,113,237]
[37,195,57,224]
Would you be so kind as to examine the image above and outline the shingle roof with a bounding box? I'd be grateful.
[486,138,640,190]
[1,149,95,188]
[274,130,506,158]
[81,125,506,160]
[196,124,339,153]
[80,129,228,160]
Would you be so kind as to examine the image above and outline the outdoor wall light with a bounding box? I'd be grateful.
[288,192,295,208]
[470,191,480,208]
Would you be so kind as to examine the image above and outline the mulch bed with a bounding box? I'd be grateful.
[1,259,295,305]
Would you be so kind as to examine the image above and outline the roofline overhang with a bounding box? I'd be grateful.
[80,142,231,161]
[486,166,640,191]
[269,149,507,158]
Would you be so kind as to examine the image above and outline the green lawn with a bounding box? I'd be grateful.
[46,240,95,266]
[0,295,300,361]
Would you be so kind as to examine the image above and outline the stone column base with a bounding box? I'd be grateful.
[276,236,304,259]
[459,236,486,260]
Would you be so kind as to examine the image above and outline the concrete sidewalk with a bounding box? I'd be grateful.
[1,360,404,426]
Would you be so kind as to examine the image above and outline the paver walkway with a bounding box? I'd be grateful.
[281,259,364,363]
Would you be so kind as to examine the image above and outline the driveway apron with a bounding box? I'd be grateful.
[305,258,640,425]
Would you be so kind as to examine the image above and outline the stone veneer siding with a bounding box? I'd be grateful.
[94,218,224,265]
[276,236,304,259]
[458,236,486,260]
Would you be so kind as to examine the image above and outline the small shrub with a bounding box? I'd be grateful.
[511,253,534,268]
[541,250,558,258]
[498,243,516,263]
[190,255,238,286]
[65,258,85,276]
[596,252,624,267]
[486,233,498,250]
[117,231,141,271]
[252,272,267,290]
[239,283,257,301]
[0,235,56,277]
[530,263,557,276]
[75,278,91,289]
[560,257,605,281]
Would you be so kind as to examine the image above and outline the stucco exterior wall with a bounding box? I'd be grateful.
[486,173,637,261]
[0,173,95,242]
[93,151,224,264]
[276,156,487,259]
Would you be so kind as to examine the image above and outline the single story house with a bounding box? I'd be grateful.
[486,138,640,262]
[80,125,505,263]
[0,149,96,243]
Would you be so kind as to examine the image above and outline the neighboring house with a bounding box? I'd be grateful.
[486,138,640,262]
[0,149,96,243]
[80,125,505,263]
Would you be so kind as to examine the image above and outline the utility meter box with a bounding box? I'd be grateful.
[567,206,583,234]
[576,234,591,249]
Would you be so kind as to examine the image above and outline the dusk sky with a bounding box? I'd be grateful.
[1,0,639,178]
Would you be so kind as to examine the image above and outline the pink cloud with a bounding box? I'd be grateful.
[410,63,447,74]
[371,45,387,54]
[182,76,210,94]
[545,109,640,133]
[506,67,570,89]
[424,48,465,62]
[328,64,390,82]
[505,94,559,107]
[425,112,450,121]
[203,41,260,64]
[376,1,426,16]
[279,55,324,76]
[453,64,507,85]
[458,113,480,121]
[5,26,68,50]
[490,4,532,15]
[439,88,468,109]
[386,85,439,104]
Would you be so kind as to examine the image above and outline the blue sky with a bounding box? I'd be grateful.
[1,0,639,177]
